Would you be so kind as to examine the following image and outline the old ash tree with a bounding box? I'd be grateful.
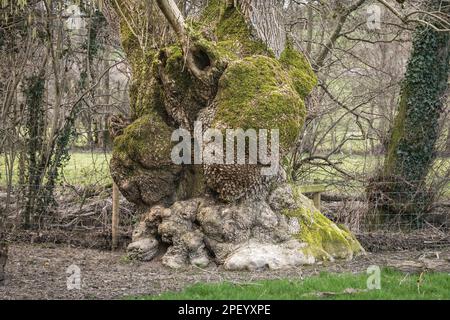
[105,0,364,270]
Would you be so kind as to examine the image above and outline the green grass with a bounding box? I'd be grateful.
[133,269,450,300]
[60,152,112,187]
[0,152,112,187]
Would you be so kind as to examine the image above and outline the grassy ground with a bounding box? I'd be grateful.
[134,269,450,300]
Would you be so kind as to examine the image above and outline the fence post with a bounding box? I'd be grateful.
[112,182,120,251]
[313,192,321,211]
[0,215,7,284]
[313,179,321,211]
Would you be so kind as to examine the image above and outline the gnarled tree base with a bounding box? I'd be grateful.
[127,183,364,271]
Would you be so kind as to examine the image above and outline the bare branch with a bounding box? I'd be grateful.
[155,0,210,82]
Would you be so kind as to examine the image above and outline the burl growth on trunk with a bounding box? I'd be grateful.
[109,0,363,270]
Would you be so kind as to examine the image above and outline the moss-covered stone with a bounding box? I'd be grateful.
[212,55,306,153]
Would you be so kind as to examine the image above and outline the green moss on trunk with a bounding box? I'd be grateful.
[111,0,318,208]
[279,42,317,99]
[283,190,364,261]
[113,113,175,169]
[213,55,307,154]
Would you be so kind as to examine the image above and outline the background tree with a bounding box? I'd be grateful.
[368,0,450,228]
[0,0,129,229]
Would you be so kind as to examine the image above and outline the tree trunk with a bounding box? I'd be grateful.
[368,0,450,228]
[105,0,363,270]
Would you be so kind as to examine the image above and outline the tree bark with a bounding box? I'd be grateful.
[105,0,363,270]
[155,0,212,82]
[241,0,286,57]
[368,0,450,227]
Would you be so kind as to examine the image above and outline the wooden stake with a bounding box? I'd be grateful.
[313,192,321,211]
[112,182,120,251]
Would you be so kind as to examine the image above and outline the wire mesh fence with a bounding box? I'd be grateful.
[1,154,449,251]
[0,175,136,250]
[298,177,450,233]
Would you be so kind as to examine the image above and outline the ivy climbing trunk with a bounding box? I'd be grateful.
[368,1,450,228]
[23,75,47,228]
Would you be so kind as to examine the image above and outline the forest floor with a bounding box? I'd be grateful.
[1,243,449,300]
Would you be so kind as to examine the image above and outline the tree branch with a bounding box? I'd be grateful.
[155,0,210,82]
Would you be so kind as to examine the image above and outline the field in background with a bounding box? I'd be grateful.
[0,152,112,188]
[297,154,450,197]
[2,152,450,196]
